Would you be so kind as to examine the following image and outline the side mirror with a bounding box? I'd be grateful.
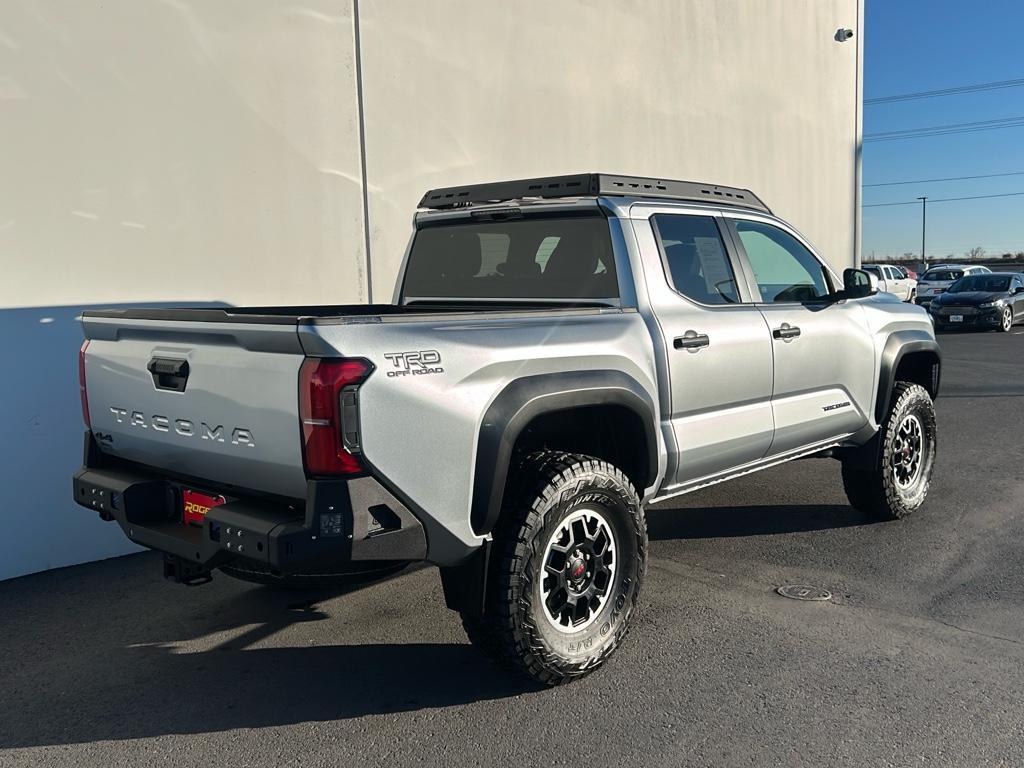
[844,268,877,299]
[1015,285,1024,295]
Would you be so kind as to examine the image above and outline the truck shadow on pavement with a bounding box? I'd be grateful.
[646,503,868,540]
[0,560,539,749]
[3,501,873,749]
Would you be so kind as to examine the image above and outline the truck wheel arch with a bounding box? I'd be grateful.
[471,371,658,537]
[875,331,941,423]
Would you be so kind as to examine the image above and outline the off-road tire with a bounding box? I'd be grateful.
[841,382,936,520]
[461,451,647,685]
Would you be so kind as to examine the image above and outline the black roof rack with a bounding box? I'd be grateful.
[418,173,771,214]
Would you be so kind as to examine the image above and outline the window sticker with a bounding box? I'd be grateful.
[694,236,732,293]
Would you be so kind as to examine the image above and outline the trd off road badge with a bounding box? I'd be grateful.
[383,350,444,378]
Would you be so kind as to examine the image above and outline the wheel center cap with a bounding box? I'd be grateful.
[568,558,586,581]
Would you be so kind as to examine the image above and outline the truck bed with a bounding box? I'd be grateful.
[78,302,638,504]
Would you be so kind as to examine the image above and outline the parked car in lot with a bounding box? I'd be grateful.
[916,264,992,306]
[863,263,917,302]
[72,173,941,684]
[929,272,1024,332]
[897,265,918,281]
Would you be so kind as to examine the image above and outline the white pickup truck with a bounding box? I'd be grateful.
[863,264,917,302]
[73,173,941,684]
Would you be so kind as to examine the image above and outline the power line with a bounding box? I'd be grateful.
[865,121,1024,142]
[863,191,1024,208]
[864,170,1024,187]
[865,77,1024,105]
[864,115,1024,142]
[867,115,1024,135]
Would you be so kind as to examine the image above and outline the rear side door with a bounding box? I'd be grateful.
[881,267,895,295]
[633,210,775,486]
[724,217,875,456]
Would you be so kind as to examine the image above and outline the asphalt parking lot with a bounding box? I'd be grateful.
[2,328,1023,767]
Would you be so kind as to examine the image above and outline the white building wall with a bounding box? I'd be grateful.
[1,0,367,580]
[359,0,863,300]
[0,0,862,580]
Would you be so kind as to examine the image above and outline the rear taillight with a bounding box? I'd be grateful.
[79,340,91,428]
[298,358,372,476]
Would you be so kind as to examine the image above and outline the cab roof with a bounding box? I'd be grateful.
[418,173,771,215]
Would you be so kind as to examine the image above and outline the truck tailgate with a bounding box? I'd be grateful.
[81,314,308,498]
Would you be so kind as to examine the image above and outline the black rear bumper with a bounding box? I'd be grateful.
[73,438,426,576]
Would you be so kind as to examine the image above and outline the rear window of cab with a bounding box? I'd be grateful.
[922,270,963,282]
[401,215,619,303]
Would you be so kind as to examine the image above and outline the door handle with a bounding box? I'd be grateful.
[674,332,710,351]
[148,357,190,392]
[772,324,801,341]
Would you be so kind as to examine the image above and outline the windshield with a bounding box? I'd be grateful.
[948,275,1011,293]
[402,214,619,303]
[921,269,963,282]
[863,265,881,275]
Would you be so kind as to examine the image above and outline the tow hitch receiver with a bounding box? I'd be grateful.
[163,554,213,587]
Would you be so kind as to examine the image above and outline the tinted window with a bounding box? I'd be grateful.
[949,275,1011,293]
[922,269,963,282]
[734,221,830,302]
[402,216,618,301]
[653,215,739,305]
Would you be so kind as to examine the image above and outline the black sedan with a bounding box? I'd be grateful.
[929,272,1024,332]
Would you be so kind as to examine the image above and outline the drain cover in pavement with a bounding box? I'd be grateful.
[777,584,831,601]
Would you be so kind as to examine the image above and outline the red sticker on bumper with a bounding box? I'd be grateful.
[182,489,226,526]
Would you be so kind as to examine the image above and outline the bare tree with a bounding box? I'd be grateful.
[966,246,986,260]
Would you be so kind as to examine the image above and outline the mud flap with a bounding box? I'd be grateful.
[438,541,491,616]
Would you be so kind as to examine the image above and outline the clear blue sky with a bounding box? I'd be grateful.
[863,0,1024,259]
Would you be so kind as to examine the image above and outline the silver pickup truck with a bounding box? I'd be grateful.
[74,173,940,684]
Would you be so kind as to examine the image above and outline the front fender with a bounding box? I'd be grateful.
[875,330,941,423]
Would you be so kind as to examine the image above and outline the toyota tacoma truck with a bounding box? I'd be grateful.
[74,173,940,685]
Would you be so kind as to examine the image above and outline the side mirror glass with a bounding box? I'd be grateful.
[844,268,877,299]
[1015,285,1024,295]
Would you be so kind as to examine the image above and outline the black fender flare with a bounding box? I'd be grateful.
[875,330,941,423]
[470,370,658,536]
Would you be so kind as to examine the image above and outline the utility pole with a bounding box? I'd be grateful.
[917,196,927,264]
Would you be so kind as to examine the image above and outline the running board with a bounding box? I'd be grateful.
[650,439,845,506]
